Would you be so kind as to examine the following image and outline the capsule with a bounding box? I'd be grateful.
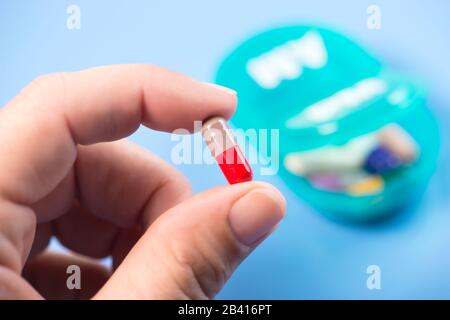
[202,117,253,184]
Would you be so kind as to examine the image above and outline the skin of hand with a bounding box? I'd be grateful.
[0,64,286,300]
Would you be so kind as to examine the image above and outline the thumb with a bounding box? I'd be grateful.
[94,182,286,300]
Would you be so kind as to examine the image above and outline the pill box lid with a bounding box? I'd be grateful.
[215,25,427,154]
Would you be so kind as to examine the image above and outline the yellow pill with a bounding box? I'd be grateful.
[347,176,384,196]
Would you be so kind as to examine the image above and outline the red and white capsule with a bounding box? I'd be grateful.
[202,117,253,184]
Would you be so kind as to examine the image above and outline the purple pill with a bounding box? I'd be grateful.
[309,173,344,192]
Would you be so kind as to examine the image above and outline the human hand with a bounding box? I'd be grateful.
[0,65,286,299]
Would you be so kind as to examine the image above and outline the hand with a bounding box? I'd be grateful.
[0,65,286,300]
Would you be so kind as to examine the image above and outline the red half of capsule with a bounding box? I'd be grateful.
[215,145,253,184]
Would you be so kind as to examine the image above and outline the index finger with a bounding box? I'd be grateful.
[0,64,237,204]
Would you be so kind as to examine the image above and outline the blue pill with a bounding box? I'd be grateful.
[364,146,402,174]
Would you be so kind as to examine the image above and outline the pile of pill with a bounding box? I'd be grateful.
[284,124,418,196]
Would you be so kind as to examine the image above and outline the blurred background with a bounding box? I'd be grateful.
[1,0,450,298]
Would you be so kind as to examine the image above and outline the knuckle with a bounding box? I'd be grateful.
[0,233,22,272]
[0,265,39,299]
[19,73,67,105]
[138,63,159,74]
[165,169,193,200]
[123,63,159,80]
[0,203,36,272]
[168,235,229,299]
[0,266,24,298]
[28,73,66,92]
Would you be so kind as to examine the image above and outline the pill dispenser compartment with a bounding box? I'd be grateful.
[215,25,440,221]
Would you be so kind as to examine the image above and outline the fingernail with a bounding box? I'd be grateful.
[229,188,286,246]
[203,82,237,96]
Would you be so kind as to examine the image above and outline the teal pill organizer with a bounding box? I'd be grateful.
[215,25,440,221]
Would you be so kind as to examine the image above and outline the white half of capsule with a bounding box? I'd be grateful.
[202,117,237,158]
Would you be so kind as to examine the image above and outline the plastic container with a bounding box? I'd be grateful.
[215,25,440,221]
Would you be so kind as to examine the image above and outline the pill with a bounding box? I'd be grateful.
[202,117,253,184]
[364,146,402,174]
[284,132,378,176]
[309,173,345,192]
[378,124,418,163]
[308,170,378,194]
[338,170,375,186]
[346,175,384,196]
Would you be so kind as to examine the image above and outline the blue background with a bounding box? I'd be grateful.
[1,0,450,299]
